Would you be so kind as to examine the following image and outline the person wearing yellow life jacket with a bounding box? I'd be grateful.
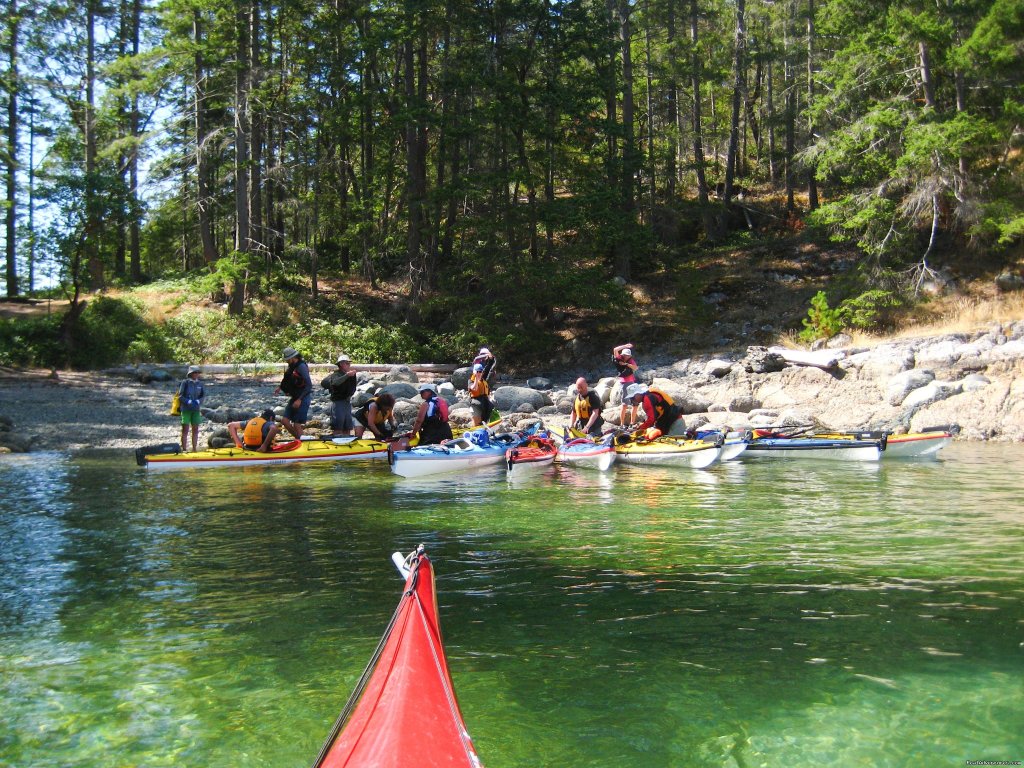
[571,377,604,436]
[228,409,281,452]
[354,393,397,440]
[468,363,493,427]
[625,383,683,434]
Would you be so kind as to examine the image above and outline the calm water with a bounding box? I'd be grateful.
[1,444,1021,767]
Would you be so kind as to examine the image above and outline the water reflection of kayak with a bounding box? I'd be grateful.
[311,546,483,768]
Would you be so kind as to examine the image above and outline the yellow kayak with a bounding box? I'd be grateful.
[135,437,390,470]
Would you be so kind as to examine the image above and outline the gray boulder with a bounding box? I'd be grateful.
[902,380,962,410]
[451,366,471,390]
[491,385,551,412]
[381,382,419,400]
[887,370,935,406]
[527,376,552,390]
[384,365,419,384]
[704,359,735,377]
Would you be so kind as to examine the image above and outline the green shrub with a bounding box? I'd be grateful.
[69,296,150,368]
[799,289,903,342]
[0,315,64,368]
[799,291,844,343]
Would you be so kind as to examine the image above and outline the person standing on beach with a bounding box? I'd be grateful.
[472,347,497,385]
[612,343,639,427]
[321,354,357,436]
[275,347,313,439]
[178,365,206,452]
[468,363,493,427]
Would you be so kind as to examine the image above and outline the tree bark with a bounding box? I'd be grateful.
[806,0,819,210]
[5,0,19,297]
[230,0,253,315]
[723,0,746,203]
[194,9,218,266]
[690,0,708,206]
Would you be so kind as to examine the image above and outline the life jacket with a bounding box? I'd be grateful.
[281,360,309,398]
[573,392,598,423]
[419,394,453,444]
[614,356,637,382]
[641,389,680,430]
[242,417,268,447]
[469,374,489,398]
[356,396,391,427]
[423,394,449,426]
[649,387,674,407]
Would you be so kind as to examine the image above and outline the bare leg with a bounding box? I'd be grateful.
[190,424,199,452]
[180,424,188,451]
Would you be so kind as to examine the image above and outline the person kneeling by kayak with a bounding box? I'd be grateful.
[228,409,281,452]
[625,384,683,435]
[394,384,453,451]
[354,393,398,440]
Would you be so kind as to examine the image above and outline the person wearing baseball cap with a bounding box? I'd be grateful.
[274,345,312,439]
[613,343,639,427]
[321,354,357,436]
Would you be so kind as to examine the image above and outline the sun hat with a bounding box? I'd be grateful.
[282,347,299,360]
[336,354,351,364]
[187,365,201,375]
[478,347,491,356]
[417,383,438,394]
[473,363,484,372]
[625,383,648,399]
[621,347,633,357]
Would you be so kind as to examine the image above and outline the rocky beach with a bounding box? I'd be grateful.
[2,320,1023,455]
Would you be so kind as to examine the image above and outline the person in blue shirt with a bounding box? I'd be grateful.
[178,365,206,452]
[275,346,313,439]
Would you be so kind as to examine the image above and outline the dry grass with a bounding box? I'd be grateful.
[888,291,1024,338]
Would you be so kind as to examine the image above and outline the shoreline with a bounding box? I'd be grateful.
[2,319,1024,455]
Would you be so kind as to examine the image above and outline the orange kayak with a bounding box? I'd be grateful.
[312,547,483,768]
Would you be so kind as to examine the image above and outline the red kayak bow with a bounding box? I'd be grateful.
[312,547,483,768]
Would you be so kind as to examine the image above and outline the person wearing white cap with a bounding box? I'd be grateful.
[177,365,206,452]
[613,343,639,427]
[320,354,357,435]
[274,346,313,438]
[625,383,682,436]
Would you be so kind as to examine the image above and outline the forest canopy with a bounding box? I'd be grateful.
[0,0,1021,366]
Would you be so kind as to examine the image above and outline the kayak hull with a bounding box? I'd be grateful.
[615,438,723,468]
[506,437,556,476]
[557,443,616,471]
[312,550,482,768]
[390,435,520,479]
[884,432,951,458]
[137,438,389,469]
[743,438,883,461]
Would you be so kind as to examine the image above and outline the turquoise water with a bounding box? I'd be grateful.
[1,444,1021,767]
